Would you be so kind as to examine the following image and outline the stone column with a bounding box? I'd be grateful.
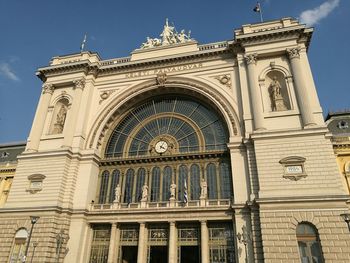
[245,53,265,131]
[168,222,177,263]
[235,208,254,263]
[26,83,54,151]
[228,138,251,205]
[63,79,85,147]
[137,222,147,263]
[107,223,118,263]
[287,48,315,127]
[200,221,209,263]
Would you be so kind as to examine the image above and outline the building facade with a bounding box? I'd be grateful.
[1,18,350,263]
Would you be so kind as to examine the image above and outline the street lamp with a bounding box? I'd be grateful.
[340,213,350,232]
[22,216,40,263]
[30,242,38,263]
[236,225,251,263]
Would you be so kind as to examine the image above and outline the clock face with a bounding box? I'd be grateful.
[155,140,168,153]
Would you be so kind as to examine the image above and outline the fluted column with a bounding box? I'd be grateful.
[168,222,177,263]
[107,223,118,263]
[287,48,315,126]
[200,221,209,263]
[245,53,265,131]
[26,83,54,151]
[137,222,147,263]
[63,79,85,147]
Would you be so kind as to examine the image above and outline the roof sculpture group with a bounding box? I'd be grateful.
[140,19,193,49]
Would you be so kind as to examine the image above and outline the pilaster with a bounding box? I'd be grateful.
[26,83,54,151]
[244,53,265,131]
[286,47,316,127]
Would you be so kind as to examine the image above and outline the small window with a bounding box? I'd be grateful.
[10,228,28,263]
[296,223,324,263]
[337,120,348,129]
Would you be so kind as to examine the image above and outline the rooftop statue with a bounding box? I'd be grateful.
[140,18,193,49]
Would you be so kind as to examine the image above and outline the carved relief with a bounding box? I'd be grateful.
[99,90,116,104]
[156,72,167,86]
[279,156,307,181]
[73,79,85,90]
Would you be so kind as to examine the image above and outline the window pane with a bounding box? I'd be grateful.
[162,166,172,201]
[207,163,217,199]
[220,162,233,199]
[190,164,200,200]
[108,170,120,203]
[135,168,146,201]
[124,169,134,203]
[98,171,109,204]
[151,167,160,202]
[178,165,188,202]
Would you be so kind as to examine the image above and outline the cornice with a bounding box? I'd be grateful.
[235,26,312,50]
[36,44,238,81]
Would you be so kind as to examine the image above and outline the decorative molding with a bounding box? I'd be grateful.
[27,173,46,194]
[99,90,117,104]
[213,75,231,88]
[244,53,258,65]
[42,83,54,94]
[286,47,301,59]
[279,156,307,181]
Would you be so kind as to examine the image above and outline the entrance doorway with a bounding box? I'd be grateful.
[149,246,168,263]
[180,246,200,263]
[121,246,138,263]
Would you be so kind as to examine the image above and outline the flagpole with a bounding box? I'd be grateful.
[259,3,264,23]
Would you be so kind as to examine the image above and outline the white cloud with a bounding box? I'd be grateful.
[299,0,340,26]
[0,62,20,81]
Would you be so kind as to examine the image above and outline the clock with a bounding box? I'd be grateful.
[155,140,168,153]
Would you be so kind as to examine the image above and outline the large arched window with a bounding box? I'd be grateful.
[10,228,28,263]
[96,96,234,205]
[296,222,324,263]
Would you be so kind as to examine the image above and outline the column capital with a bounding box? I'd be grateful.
[244,53,258,65]
[286,47,301,59]
[73,78,86,90]
[200,220,207,225]
[42,83,54,94]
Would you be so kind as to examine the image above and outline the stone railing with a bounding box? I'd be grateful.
[90,199,231,211]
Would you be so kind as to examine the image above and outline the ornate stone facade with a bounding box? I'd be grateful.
[0,18,349,263]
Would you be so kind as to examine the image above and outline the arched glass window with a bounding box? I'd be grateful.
[98,170,109,204]
[124,169,134,203]
[151,167,160,202]
[207,163,218,199]
[135,168,146,201]
[220,162,232,199]
[296,223,324,263]
[162,166,172,201]
[178,165,188,202]
[108,169,120,203]
[10,228,28,263]
[190,164,200,200]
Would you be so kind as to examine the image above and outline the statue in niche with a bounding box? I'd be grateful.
[141,184,148,201]
[268,76,287,111]
[53,105,67,134]
[114,184,121,203]
[170,182,176,199]
[200,178,207,198]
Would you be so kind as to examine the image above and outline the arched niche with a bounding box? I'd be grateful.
[49,98,69,135]
[265,71,291,112]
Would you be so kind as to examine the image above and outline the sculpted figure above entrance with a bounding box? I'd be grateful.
[140,18,193,49]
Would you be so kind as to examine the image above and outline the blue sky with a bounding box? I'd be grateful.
[0,0,349,144]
